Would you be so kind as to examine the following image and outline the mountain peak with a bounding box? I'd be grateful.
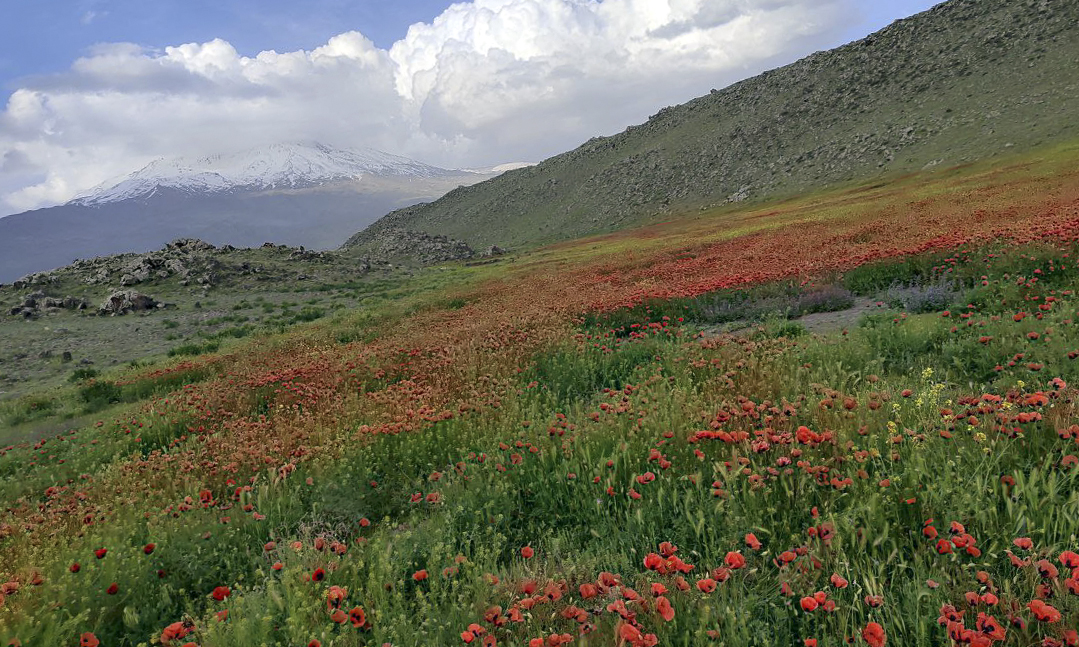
[71,142,454,206]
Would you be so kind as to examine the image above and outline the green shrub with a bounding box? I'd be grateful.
[78,380,123,412]
[68,367,99,383]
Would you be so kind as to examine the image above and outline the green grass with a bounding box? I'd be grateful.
[2,240,1077,646]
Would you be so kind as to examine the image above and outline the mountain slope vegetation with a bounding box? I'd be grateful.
[344,0,1079,254]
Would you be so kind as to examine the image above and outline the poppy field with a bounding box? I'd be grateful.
[2,144,1079,646]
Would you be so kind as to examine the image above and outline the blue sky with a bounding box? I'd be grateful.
[0,0,452,89]
[1,0,938,91]
[0,0,943,214]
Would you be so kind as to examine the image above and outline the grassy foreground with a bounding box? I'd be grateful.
[2,145,1079,646]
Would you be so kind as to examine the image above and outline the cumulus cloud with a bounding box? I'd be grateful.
[0,0,860,214]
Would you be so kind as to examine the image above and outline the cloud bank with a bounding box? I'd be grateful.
[0,0,858,214]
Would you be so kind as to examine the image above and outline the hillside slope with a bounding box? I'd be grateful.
[344,0,1079,253]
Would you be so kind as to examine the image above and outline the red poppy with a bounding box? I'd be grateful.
[618,623,642,642]
[80,633,99,647]
[70,563,81,573]
[862,621,886,647]
[724,551,746,569]
[521,546,534,559]
[976,613,1005,641]
[656,596,675,621]
[326,585,348,611]
[144,543,156,555]
[579,583,599,599]
[94,548,107,559]
[1029,599,1061,622]
[160,621,192,645]
[461,631,475,643]
[696,578,717,593]
[330,609,347,624]
[349,606,365,628]
[106,583,118,595]
[800,597,818,612]
[1061,551,1079,569]
[829,573,848,589]
[1036,559,1059,579]
[745,533,762,550]
[1063,629,1078,647]
[212,586,230,601]
[1006,550,1030,568]
[413,569,428,581]
[312,568,325,582]
[308,641,321,647]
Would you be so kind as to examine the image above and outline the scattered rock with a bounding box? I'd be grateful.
[7,291,89,318]
[99,290,159,316]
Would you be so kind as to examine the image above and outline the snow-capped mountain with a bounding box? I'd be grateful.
[1,143,505,282]
[72,142,456,206]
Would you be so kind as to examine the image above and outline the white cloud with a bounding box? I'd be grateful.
[0,0,863,215]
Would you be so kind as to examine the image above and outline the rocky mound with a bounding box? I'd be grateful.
[360,228,478,264]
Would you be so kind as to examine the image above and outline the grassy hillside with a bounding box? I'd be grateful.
[343,0,1079,255]
[0,240,484,441]
[1,141,1078,645]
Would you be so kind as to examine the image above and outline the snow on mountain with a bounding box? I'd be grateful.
[71,142,457,206]
[463,162,536,174]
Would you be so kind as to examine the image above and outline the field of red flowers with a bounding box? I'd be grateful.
[1,144,1079,645]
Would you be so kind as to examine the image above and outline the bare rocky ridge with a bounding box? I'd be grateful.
[343,0,1079,255]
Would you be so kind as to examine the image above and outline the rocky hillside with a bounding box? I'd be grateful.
[344,0,1079,254]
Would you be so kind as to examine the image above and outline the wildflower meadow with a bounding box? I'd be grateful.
[2,145,1079,645]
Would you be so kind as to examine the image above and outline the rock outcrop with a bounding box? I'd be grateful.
[98,290,160,316]
[359,228,476,264]
[7,291,90,318]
